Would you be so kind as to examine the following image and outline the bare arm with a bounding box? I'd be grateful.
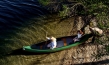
[46,37,51,40]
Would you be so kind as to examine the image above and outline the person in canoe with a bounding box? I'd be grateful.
[73,29,84,42]
[46,36,57,49]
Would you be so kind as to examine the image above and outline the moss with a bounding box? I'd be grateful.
[105,45,109,53]
[59,4,69,18]
[38,0,50,6]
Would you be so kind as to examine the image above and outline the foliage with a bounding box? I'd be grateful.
[75,0,109,16]
[105,45,109,53]
[59,5,69,18]
[74,0,109,55]
[38,0,50,6]
[74,0,109,32]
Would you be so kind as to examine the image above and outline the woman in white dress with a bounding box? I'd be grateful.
[46,36,57,49]
[73,30,83,42]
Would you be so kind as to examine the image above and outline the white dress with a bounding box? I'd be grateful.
[77,33,82,39]
[46,37,57,49]
[74,33,82,42]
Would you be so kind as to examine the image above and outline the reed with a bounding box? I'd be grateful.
[0,15,75,65]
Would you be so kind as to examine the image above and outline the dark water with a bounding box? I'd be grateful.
[0,0,48,39]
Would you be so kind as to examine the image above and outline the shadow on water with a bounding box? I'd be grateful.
[8,48,50,56]
[0,0,48,33]
[5,48,51,65]
[0,0,49,54]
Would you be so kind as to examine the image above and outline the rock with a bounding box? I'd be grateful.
[84,25,91,34]
[90,17,97,27]
[77,16,84,30]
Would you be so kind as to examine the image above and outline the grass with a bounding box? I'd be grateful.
[0,14,75,65]
[0,10,109,65]
[38,0,50,6]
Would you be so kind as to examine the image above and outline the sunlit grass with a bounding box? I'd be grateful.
[0,15,75,65]
[0,13,109,65]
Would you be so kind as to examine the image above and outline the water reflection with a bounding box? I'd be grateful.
[0,0,47,39]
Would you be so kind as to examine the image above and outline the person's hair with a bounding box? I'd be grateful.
[77,30,80,33]
[77,30,83,34]
[47,35,53,38]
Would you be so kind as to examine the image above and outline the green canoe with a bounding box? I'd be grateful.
[23,34,92,53]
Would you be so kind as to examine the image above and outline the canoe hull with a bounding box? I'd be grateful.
[23,34,92,53]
